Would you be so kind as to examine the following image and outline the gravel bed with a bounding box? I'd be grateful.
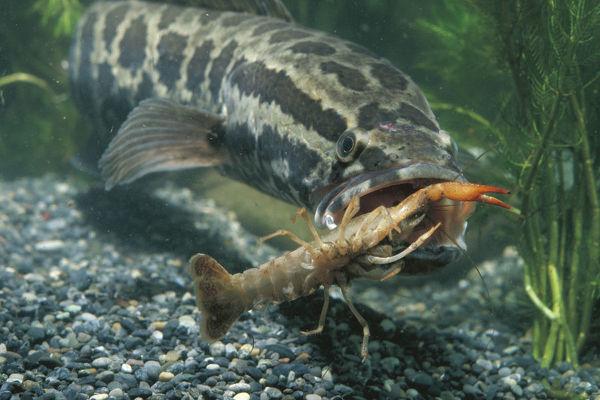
[1,175,599,399]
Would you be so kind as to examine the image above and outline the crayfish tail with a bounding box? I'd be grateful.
[188,254,246,341]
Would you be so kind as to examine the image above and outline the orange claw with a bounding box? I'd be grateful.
[427,182,511,209]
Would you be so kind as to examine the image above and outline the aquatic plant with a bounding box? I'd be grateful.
[477,0,600,367]
[415,0,600,367]
[0,0,84,178]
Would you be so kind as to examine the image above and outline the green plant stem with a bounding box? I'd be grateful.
[0,72,53,93]
[570,93,599,351]
[568,184,583,336]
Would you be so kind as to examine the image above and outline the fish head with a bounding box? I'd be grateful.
[313,122,473,267]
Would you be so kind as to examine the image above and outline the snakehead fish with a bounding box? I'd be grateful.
[70,0,470,266]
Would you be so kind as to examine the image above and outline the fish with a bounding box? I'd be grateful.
[69,0,468,266]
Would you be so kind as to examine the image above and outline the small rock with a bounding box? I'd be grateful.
[7,373,24,384]
[90,394,108,400]
[264,387,283,399]
[225,343,238,358]
[178,315,196,330]
[229,382,252,393]
[210,341,226,356]
[35,239,65,251]
[234,394,251,400]
[510,384,523,397]
[65,304,82,313]
[108,388,124,398]
[92,357,111,368]
[26,326,46,343]
[121,363,132,373]
[305,395,321,400]
[144,360,161,380]
[159,371,174,382]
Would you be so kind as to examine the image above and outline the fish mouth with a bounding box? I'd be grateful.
[315,163,474,267]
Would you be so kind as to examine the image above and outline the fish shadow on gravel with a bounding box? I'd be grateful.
[277,291,473,398]
[75,185,249,270]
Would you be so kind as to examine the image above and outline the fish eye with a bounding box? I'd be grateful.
[336,131,360,162]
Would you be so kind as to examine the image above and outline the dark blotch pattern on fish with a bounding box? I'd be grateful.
[358,146,388,169]
[269,29,311,44]
[357,102,398,129]
[399,102,438,132]
[186,40,214,93]
[118,16,147,70]
[135,73,155,103]
[97,63,115,99]
[371,62,408,91]
[209,40,238,99]
[158,6,180,30]
[288,41,336,56]
[252,21,287,36]
[225,123,324,204]
[156,32,187,89]
[103,4,128,52]
[230,61,347,142]
[320,61,368,92]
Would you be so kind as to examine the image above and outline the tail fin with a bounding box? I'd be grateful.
[188,254,246,341]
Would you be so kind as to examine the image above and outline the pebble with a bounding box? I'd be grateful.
[159,371,174,382]
[7,373,24,384]
[210,341,226,357]
[120,363,132,373]
[233,393,251,400]
[305,395,321,400]
[263,387,283,399]
[144,360,161,380]
[92,357,111,368]
[35,239,65,251]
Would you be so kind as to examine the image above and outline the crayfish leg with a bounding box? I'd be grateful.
[300,286,330,336]
[259,229,318,257]
[293,207,324,246]
[338,196,361,243]
[337,279,370,361]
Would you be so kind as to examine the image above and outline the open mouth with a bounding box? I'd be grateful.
[314,163,473,266]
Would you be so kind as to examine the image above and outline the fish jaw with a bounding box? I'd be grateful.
[314,163,476,267]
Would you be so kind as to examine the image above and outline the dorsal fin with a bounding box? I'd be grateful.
[151,0,294,21]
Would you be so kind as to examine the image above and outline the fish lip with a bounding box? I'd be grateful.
[314,163,465,229]
[397,244,462,270]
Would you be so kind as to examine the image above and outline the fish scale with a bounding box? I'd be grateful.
[70,0,468,265]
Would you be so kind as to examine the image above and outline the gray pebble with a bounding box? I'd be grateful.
[92,357,111,368]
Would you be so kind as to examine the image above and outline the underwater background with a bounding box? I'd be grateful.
[1,0,599,399]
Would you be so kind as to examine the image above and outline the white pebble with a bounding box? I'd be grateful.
[151,330,163,342]
[210,341,225,356]
[7,373,24,383]
[121,363,132,373]
[34,239,65,251]
[305,395,322,400]
[234,393,250,400]
[90,395,108,400]
[206,363,220,370]
[178,315,195,329]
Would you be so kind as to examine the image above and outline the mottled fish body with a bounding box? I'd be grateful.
[70,0,469,264]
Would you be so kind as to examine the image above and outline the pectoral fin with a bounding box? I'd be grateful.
[99,98,227,190]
